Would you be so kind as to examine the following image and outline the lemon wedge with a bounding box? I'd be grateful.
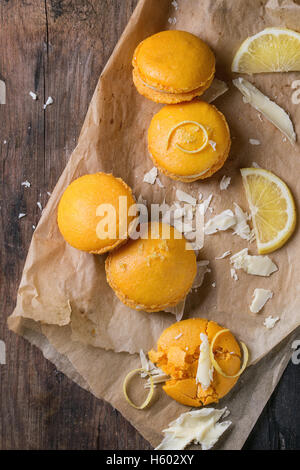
[232,27,300,73]
[241,168,296,254]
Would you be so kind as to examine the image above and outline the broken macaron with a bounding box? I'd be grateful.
[148,318,248,407]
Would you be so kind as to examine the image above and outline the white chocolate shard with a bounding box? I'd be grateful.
[232,203,254,242]
[220,175,231,190]
[201,78,229,103]
[233,78,296,144]
[204,209,236,235]
[143,167,157,184]
[263,316,280,329]
[43,96,53,109]
[192,260,211,289]
[29,91,37,100]
[230,248,278,276]
[0,80,6,104]
[196,333,214,390]
[176,189,197,205]
[230,268,238,281]
[155,407,231,450]
[249,138,260,145]
[250,288,273,313]
[164,298,186,322]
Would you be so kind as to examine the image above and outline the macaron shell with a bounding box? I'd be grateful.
[105,222,197,312]
[133,30,215,93]
[148,101,231,178]
[57,173,136,254]
[132,68,213,104]
[149,138,231,182]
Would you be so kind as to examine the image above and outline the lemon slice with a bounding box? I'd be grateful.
[241,168,296,254]
[232,27,300,73]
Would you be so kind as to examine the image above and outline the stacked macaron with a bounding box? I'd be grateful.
[132,30,215,104]
[132,30,231,182]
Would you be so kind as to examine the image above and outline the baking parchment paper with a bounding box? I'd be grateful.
[8,0,300,449]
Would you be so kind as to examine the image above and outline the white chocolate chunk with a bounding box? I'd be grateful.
[165,298,186,322]
[176,189,197,205]
[0,80,6,104]
[220,175,231,190]
[155,407,231,450]
[230,268,238,281]
[263,316,280,329]
[43,96,53,109]
[209,140,217,151]
[156,177,164,188]
[232,203,254,241]
[200,194,213,214]
[201,78,229,103]
[249,138,260,145]
[192,261,211,288]
[230,248,278,276]
[205,209,236,235]
[250,288,273,313]
[143,167,158,184]
[139,349,149,372]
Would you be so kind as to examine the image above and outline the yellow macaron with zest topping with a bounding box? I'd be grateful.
[105,222,197,312]
[148,101,231,182]
[132,30,215,104]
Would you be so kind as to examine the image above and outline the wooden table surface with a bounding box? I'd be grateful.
[0,0,299,450]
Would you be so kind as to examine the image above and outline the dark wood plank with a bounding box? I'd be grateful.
[244,360,300,450]
[0,0,298,450]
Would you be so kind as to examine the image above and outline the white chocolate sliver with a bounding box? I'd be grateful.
[233,78,296,144]
[196,333,214,390]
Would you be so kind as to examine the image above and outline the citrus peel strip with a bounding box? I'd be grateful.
[209,329,249,378]
[167,120,209,154]
[123,368,154,410]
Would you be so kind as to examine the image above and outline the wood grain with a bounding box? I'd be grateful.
[0,0,299,450]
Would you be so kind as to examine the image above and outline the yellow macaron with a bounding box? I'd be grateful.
[132,30,215,104]
[105,222,197,312]
[57,173,136,254]
[148,100,231,182]
[149,318,242,407]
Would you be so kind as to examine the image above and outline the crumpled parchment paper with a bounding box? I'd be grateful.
[8,0,300,449]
